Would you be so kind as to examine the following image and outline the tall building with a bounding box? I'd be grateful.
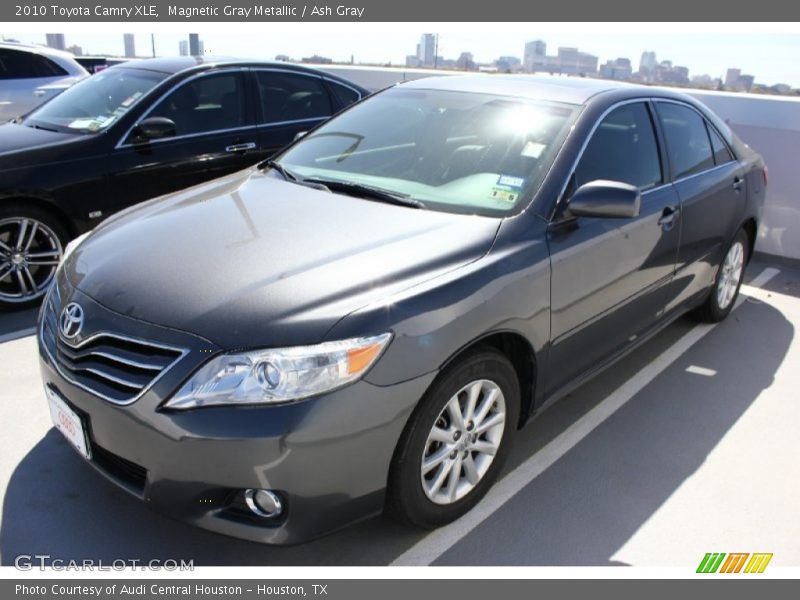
[179,40,189,56]
[66,44,83,56]
[600,57,633,80]
[417,34,436,67]
[639,51,657,78]
[123,33,136,58]
[556,47,597,75]
[189,33,202,56]
[523,40,546,72]
[725,68,742,88]
[45,34,66,51]
[738,74,755,92]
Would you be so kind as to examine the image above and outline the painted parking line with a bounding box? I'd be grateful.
[392,266,780,566]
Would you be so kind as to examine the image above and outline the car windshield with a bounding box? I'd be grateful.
[277,87,579,216]
[22,67,167,134]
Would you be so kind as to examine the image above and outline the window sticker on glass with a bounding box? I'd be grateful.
[489,187,519,203]
[120,91,142,107]
[497,175,525,189]
[521,141,546,158]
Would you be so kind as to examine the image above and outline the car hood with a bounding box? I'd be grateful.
[0,122,80,154]
[66,169,501,349]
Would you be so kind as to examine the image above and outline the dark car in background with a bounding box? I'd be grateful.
[38,75,765,544]
[0,56,367,307]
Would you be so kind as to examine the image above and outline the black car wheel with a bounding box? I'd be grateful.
[694,228,749,323]
[387,347,520,528]
[0,204,67,309]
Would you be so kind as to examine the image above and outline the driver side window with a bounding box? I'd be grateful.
[148,72,246,137]
[575,102,663,191]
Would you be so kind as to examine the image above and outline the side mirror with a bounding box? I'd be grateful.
[133,116,176,142]
[567,179,641,219]
[293,131,307,141]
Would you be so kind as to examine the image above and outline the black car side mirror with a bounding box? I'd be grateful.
[567,180,641,219]
[133,117,177,142]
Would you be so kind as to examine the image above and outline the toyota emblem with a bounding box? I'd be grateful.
[59,302,84,340]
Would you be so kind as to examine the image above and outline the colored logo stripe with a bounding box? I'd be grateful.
[697,553,726,573]
[697,552,773,573]
[744,553,773,573]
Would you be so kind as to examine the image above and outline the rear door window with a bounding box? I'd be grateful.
[656,102,716,179]
[255,71,332,124]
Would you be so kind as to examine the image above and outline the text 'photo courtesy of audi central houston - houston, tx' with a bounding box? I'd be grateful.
[35,74,765,544]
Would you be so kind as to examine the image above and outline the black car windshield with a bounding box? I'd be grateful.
[23,67,167,134]
[277,87,579,216]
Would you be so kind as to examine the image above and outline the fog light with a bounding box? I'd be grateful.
[244,488,283,518]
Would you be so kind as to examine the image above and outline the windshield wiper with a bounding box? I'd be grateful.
[262,159,300,182]
[26,123,58,132]
[302,178,425,209]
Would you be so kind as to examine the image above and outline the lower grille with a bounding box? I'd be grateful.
[40,286,187,405]
[90,442,148,495]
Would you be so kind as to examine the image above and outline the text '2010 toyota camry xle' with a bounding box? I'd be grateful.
[38,75,766,544]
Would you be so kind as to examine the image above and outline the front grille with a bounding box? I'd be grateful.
[40,286,187,405]
[91,441,148,495]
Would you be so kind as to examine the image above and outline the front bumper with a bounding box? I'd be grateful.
[38,282,436,544]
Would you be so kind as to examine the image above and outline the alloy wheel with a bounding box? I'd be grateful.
[420,379,506,505]
[717,240,744,310]
[0,217,63,304]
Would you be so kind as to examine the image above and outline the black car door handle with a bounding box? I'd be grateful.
[658,205,680,227]
[732,176,744,192]
[225,142,256,153]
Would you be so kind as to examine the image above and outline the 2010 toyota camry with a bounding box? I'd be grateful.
[38,75,766,544]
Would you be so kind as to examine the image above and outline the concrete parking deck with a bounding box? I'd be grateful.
[1,260,798,567]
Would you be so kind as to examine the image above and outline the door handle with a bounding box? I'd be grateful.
[225,142,256,153]
[658,205,680,228]
[732,176,744,192]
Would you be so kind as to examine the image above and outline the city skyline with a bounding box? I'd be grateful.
[2,29,798,89]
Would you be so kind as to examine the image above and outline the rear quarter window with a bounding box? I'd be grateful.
[327,81,363,110]
[0,49,67,79]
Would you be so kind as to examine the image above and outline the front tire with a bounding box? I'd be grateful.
[386,347,520,528]
[0,204,68,310]
[693,228,749,323]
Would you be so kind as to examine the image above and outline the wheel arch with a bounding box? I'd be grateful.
[740,217,757,263]
[0,194,79,239]
[437,329,538,429]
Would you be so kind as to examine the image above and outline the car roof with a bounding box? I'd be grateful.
[400,74,690,105]
[0,41,78,60]
[113,56,342,77]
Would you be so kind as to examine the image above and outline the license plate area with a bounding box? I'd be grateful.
[47,386,92,460]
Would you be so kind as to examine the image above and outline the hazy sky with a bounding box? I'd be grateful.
[4,25,800,87]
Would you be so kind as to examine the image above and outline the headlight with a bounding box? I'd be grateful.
[165,333,392,409]
[61,232,90,264]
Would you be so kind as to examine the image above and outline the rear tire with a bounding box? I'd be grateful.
[693,228,749,323]
[0,203,68,311]
[386,347,520,528]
